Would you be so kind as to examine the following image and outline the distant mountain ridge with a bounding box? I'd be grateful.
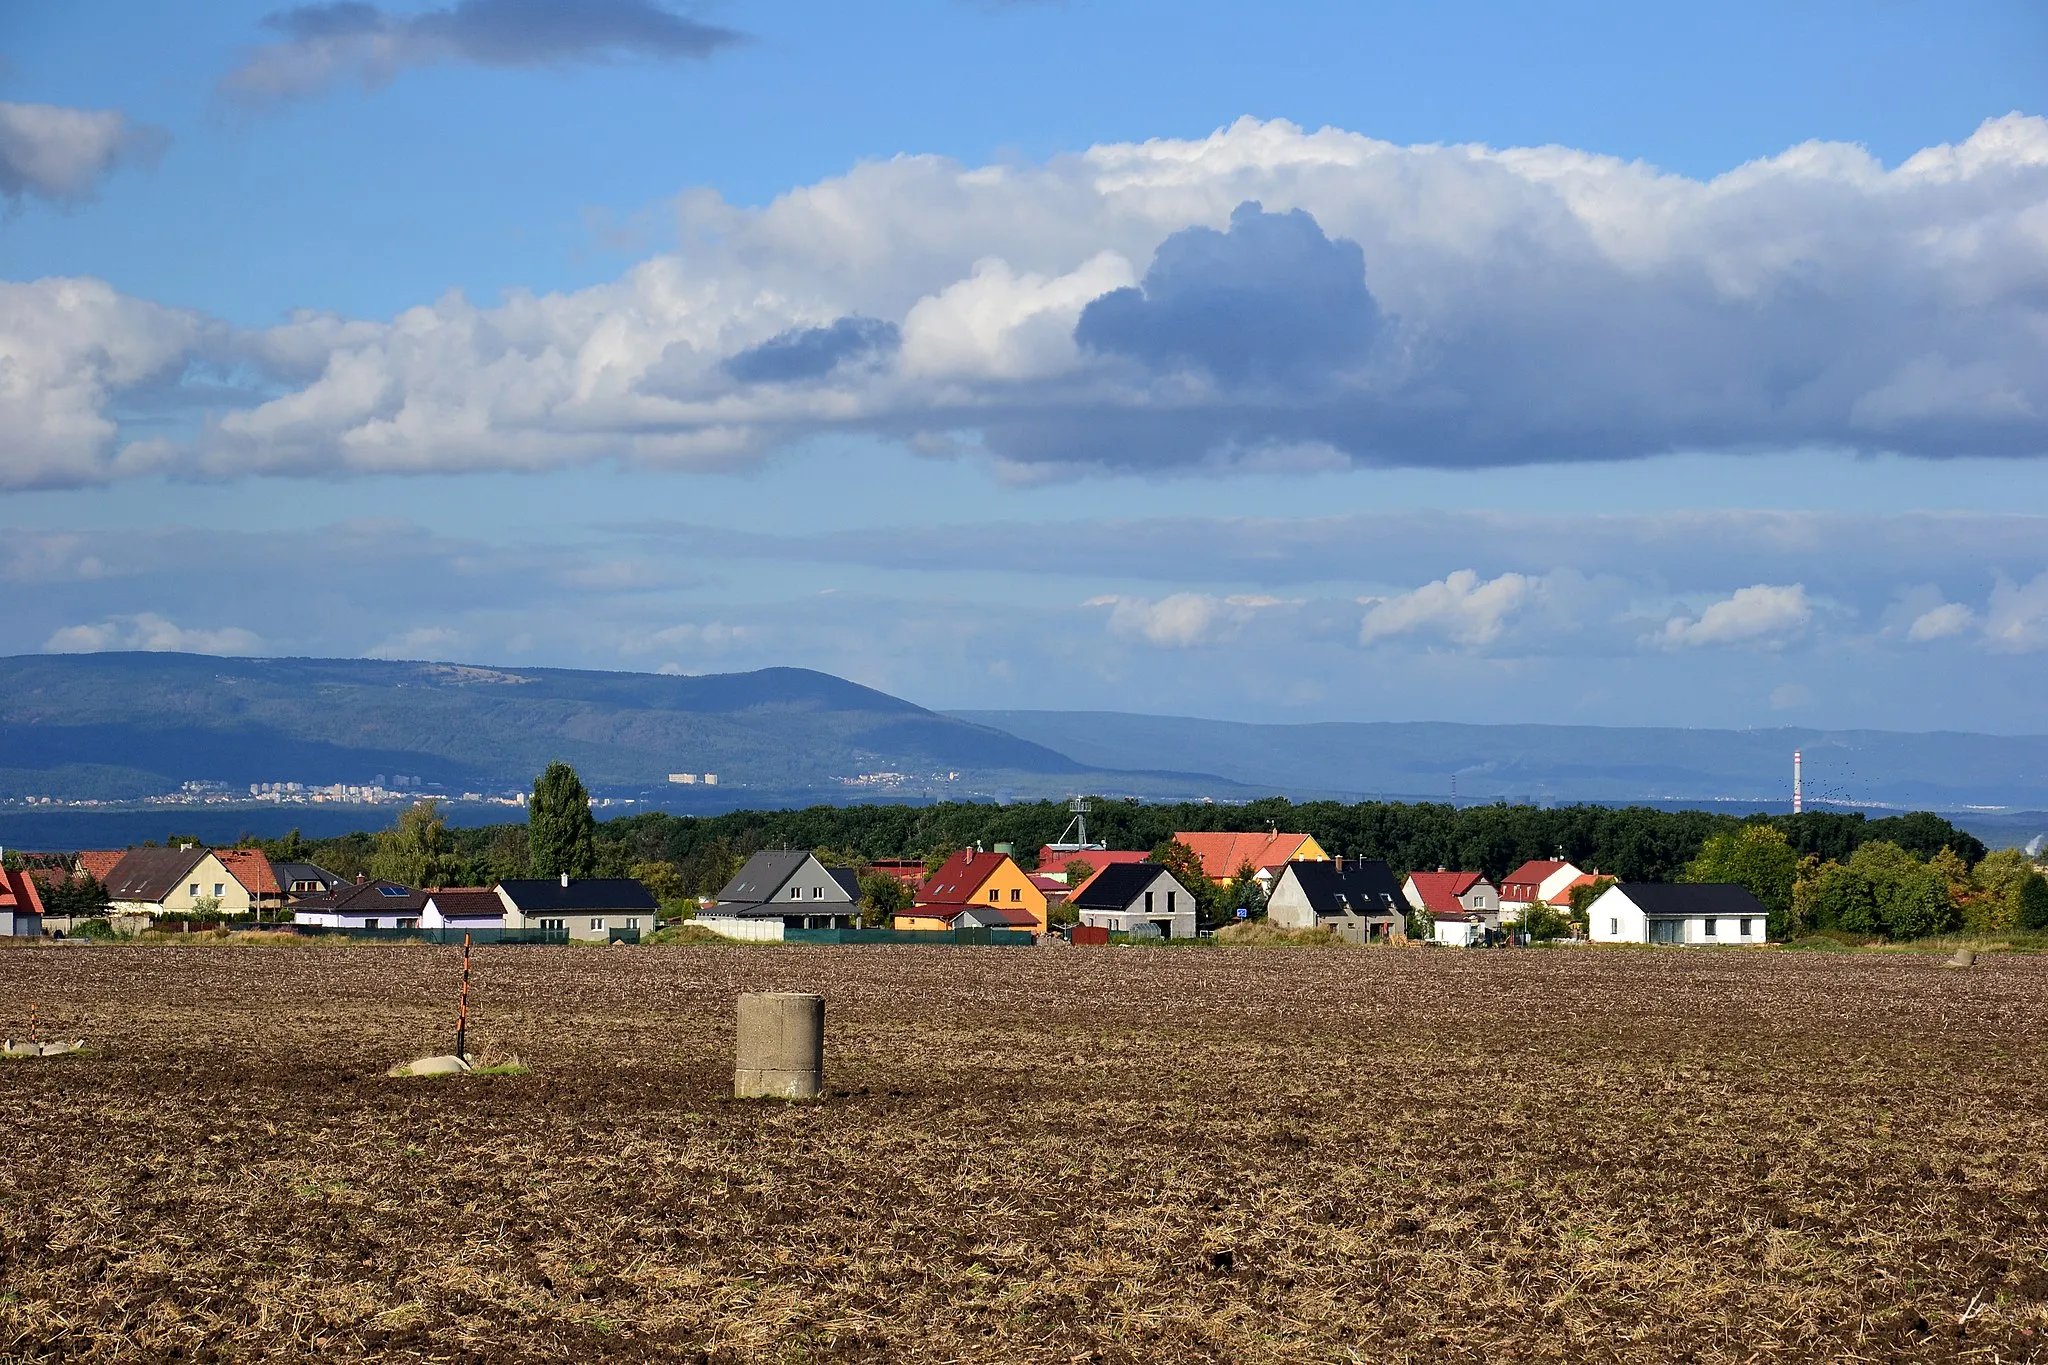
[949,709,2048,812]
[0,654,1105,801]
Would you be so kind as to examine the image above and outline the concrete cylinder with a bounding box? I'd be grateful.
[734,992,824,1099]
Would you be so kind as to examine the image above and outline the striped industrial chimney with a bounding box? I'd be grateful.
[1793,750,1803,814]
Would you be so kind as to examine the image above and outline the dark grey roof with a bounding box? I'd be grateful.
[1070,862,1184,912]
[104,847,211,901]
[1620,883,1770,918]
[701,902,857,921]
[829,867,861,900]
[293,878,428,915]
[714,851,853,907]
[1281,859,1405,918]
[496,878,660,913]
[275,862,342,893]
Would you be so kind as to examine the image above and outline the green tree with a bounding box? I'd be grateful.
[630,860,686,904]
[856,871,911,928]
[1522,901,1571,941]
[1685,823,1798,938]
[370,798,453,888]
[528,762,598,879]
[1969,849,2048,933]
[1220,859,1268,921]
[1149,838,1218,923]
[1847,841,1958,940]
[1567,876,1615,936]
[1062,858,1098,888]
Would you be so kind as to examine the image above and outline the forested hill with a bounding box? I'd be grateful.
[0,653,1106,800]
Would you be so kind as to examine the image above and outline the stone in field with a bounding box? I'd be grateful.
[388,1055,473,1078]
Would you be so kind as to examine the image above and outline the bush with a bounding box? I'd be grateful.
[1521,901,1572,941]
[72,918,123,941]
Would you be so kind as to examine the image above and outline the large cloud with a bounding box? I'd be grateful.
[0,101,167,205]
[220,0,745,105]
[12,114,2048,487]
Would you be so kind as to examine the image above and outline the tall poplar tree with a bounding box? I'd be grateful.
[529,762,598,879]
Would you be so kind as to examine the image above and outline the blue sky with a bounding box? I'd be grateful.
[4,0,2048,730]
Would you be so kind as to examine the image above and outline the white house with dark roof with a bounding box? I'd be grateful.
[697,852,859,941]
[291,878,429,929]
[1586,883,1771,945]
[498,875,660,942]
[1067,862,1197,939]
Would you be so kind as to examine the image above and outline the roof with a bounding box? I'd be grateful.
[294,878,429,915]
[1035,848,1149,877]
[275,862,343,893]
[917,850,1014,906]
[716,851,810,904]
[829,867,861,900]
[216,849,280,897]
[897,903,1038,928]
[1615,883,1770,918]
[1028,874,1070,897]
[424,888,504,919]
[1171,831,1318,881]
[1501,860,1571,891]
[103,847,211,903]
[1278,859,1404,918]
[74,850,126,883]
[497,877,659,913]
[1069,862,1183,912]
[1406,871,1488,915]
[0,868,45,917]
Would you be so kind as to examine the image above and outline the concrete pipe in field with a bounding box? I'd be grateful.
[734,992,824,1099]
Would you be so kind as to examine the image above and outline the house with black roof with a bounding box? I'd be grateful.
[698,851,859,940]
[291,877,430,929]
[1586,882,1770,945]
[1067,861,1197,939]
[1266,857,1407,942]
[498,874,660,942]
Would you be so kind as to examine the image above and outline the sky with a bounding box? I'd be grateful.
[3,0,2048,732]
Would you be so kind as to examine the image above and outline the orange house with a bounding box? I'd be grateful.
[1171,830,1329,886]
[901,849,1048,933]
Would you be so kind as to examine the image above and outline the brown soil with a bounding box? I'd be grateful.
[3,942,2046,1362]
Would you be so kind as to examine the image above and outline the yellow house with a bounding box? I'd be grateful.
[900,849,1047,933]
[103,846,256,916]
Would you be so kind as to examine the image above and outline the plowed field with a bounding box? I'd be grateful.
[3,942,2047,1362]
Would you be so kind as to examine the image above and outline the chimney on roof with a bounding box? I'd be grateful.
[1334,854,1344,873]
[356,873,366,884]
[560,871,570,888]
[1437,865,1446,873]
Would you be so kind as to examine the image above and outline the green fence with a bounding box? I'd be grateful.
[782,926,1038,947]
[266,925,570,945]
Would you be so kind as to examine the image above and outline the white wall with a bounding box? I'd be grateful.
[1266,868,1317,931]
[1432,918,1480,947]
[1586,886,1645,943]
[696,915,785,942]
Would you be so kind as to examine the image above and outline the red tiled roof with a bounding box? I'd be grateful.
[1501,860,1570,892]
[917,850,1014,907]
[1035,848,1148,876]
[1171,831,1319,881]
[1407,871,1487,915]
[0,868,46,916]
[216,848,281,896]
[74,850,126,883]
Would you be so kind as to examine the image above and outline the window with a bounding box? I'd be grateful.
[1703,917,1717,937]
[1609,918,1619,937]
[541,918,564,931]
[812,886,823,898]
[1145,891,1155,912]
[627,918,641,930]
[189,883,199,896]
[589,918,603,932]
[1167,891,1176,912]
[789,886,801,899]
[213,883,225,897]
[1740,918,1753,937]
[1010,887,1020,901]
[988,888,1000,903]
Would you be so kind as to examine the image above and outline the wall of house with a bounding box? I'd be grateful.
[924,858,1048,932]
[114,854,254,917]
[1586,888,1645,942]
[1265,870,1317,931]
[560,910,651,943]
[894,911,956,932]
[1432,919,1480,947]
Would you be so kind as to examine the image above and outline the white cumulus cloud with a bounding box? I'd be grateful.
[1984,572,2048,653]
[1653,584,1812,649]
[0,101,165,205]
[44,614,261,656]
[1906,601,1977,642]
[1358,570,1534,647]
[1089,592,1278,649]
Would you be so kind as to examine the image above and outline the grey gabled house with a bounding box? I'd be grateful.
[1068,861,1198,939]
[1265,858,1407,942]
[699,851,860,940]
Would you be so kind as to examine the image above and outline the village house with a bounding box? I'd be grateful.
[1173,830,1329,890]
[274,862,345,900]
[1065,862,1198,939]
[498,874,660,943]
[291,877,429,929]
[1405,870,1502,947]
[1498,859,1599,921]
[103,846,257,917]
[1266,857,1407,942]
[216,849,284,916]
[697,851,860,941]
[1586,883,1771,945]
[72,850,126,885]
[420,888,506,932]
[1032,847,1149,888]
[903,849,1048,933]
[0,867,45,938]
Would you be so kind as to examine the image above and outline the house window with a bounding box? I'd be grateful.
[627,918,641,930]
[189,883,199,896]
[1609,918,1618,937]
[590,918,603,932]
[789,886,801,899]
[812,886,822,898]
[1010,888,1020,902]
[1145,891,1155,912]
[1740,918,1753,937]
[214,883,225,897]
[1167,891,1176,912]
[1703,917,1717,937]
[988,888,999,903]
[541,918,564,931]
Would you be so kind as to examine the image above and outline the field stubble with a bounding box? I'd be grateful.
[2,943,2047,1362]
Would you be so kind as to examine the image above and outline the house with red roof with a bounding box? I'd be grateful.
[1171,830,1329,888]
[216,849,285,915]
[72,850,126,885]
[1498,859,1599,921]
[1,867,45,937]
[1404,870,1501,947]
[1034,847,1149,886]
[901,849,1047,933]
